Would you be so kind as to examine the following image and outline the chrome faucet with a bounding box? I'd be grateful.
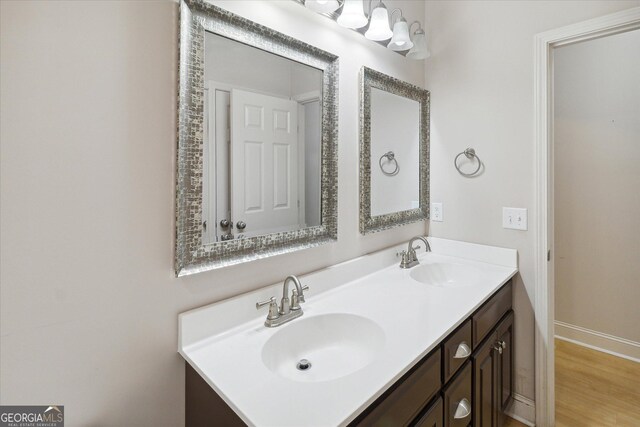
[399,236,431,269]
[256,275,309,327]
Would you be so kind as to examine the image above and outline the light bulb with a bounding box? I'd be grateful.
[364,4,392,41]
[337,0,367,29]
[407,29,430,60]
[387,18,413,51]
[305,0,341,14]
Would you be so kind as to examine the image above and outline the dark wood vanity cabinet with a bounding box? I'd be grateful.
[185,280,514,427]
[351,280,514,427]
[472,311,514,427]
[496,312,514,414]
[354,348,441,427]
[473,329,500,427]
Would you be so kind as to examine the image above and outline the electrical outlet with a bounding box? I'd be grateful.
[431,203,443,222]
[502,207,527,230]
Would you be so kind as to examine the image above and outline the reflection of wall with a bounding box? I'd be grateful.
[205,32,322,99]
[424,1,639,420]
[554,30,640,353]
[370,88,420,217]
[291,65,323,99]
[0,1,426,425]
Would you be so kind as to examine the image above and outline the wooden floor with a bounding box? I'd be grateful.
[555,339,640,427]
[504,415,528,427]
[503,338,640,427]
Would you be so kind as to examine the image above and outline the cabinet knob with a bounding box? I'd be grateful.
[220,219,230,228]
[453,342,471,359]
[453,398,471,419]
[236,220,246,230]
[492,342,504,354]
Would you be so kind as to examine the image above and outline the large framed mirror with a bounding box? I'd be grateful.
[176,0,338,276]
[359,66,430,234]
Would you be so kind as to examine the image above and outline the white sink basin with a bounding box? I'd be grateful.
[409,262,482,287]
[261,313,385,383]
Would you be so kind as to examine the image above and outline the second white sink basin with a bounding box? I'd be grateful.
[261,313,385,383]
[409,262,482,287]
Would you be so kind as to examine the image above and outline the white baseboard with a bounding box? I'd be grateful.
[505,392,536,426]
[554,321,640,362]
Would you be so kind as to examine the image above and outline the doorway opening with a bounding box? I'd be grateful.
[533,7,640,426]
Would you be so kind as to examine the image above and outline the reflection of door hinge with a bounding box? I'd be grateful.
[547,250,551,261]
[297,200,300,208]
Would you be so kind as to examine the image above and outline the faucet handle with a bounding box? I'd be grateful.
[256,297,279,320]
[290,285,310,310]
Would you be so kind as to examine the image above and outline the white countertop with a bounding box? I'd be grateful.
[179,238,518,427]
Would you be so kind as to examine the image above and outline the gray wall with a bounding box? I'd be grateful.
[0,0,426,426]
[423,0,640,420]
[554,29,640,344]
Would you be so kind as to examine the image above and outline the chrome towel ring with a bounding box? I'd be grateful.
[379,151,399,176]
[454,148,482,177]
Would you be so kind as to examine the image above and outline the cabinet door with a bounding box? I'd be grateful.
[444,363,472,427]
[472,331,498,427]
[414,397,443,427]
[354,349,441,427]
[496,312,514,421]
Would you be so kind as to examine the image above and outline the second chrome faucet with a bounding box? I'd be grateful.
[256,275,309,327]
[399,236,431,269]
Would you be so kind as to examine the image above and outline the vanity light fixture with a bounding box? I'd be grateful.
[305,0,341,14]
[407,22,430,60]
[364,1,393,41]
[337,0,368,29]
[297,0,429,60]
[387,10,413,51]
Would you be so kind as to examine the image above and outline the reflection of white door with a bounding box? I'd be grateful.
[231,89,299,236]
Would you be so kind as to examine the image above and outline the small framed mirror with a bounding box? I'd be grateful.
[176,0,338,276]
[359,66,430,234]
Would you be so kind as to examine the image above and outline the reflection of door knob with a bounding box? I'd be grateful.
[220,219,230,228]
[236,221,246,230]
[221,233,234,241]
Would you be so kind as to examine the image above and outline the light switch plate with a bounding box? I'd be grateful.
[503,207,527,230]
[431,203,443,222]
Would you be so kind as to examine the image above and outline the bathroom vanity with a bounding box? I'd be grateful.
[178,238,517,427]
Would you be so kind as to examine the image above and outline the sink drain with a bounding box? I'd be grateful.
[296,359,312,371]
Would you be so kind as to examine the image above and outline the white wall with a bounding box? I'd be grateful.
[0,1,426,426]
[554,30,640,344]
[423,0,640,421]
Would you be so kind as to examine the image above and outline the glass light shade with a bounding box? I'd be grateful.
[387,18,413,51]
[407,29,430,60]
[305,0,341,14]
[364,5,392,41]
[337,0,368,29]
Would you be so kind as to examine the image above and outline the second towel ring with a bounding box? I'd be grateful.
[454,148,482,177]
[379,151,399,176]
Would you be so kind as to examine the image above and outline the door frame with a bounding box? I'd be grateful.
[533,7,640,426]
[293,90,322,229]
